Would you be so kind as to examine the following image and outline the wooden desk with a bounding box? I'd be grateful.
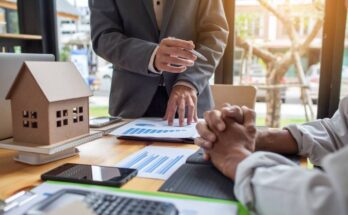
[0,136,198,200]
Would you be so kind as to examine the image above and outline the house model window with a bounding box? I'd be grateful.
[23,111,29,118]
[22,110,38,128]
[31,111,37,119]
[23,120,29,128]
[56,109,69,128]
[73,106,84,124]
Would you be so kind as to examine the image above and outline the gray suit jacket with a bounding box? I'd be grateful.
[89,0,228,118]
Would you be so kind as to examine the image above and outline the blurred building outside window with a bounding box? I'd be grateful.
[235,0,326,127]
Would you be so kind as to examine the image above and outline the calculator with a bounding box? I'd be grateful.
[26,189,178,215]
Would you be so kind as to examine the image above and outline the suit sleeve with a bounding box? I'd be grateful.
[89,0,158,77]
[234,152,343,215]
[176,0,229,94]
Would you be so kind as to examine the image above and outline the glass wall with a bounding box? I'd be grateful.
[234,0,325,127]
[0,8,18,34]
[0,8,5,33]
[339,18,348,99]
[56,0,110,118]
[5,9,18,34]
[54,0,331,123]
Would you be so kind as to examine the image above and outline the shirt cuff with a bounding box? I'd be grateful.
[174,81,198,94]
[234,151,298,210]
[148,46,162,75]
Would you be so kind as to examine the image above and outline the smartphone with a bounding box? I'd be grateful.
[89,116,122,128]
[41,163,137,187]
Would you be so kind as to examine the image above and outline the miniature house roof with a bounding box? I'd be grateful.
[6,61,92,102]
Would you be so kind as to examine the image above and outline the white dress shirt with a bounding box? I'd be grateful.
[234,96,348,215]
[153,0,164,29]
[148,0,197,92]
[148,0,164,75]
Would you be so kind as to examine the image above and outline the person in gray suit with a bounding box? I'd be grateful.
[89,0,228,126]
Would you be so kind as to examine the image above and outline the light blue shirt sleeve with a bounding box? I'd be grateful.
[234,150,347,215]
[285,96,348,166]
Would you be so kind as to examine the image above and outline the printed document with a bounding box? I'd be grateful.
[116,146,195,180]
[110,118,199,142]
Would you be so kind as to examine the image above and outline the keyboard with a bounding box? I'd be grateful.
[27,189,178,215]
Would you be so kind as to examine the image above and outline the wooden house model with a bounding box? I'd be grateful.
[6,61,92,145]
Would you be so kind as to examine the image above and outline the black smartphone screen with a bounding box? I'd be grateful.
[41,163,137,187]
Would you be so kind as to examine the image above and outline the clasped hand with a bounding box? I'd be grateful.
[195,105,257,180]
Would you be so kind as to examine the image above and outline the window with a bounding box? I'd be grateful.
[3,9,19,34]
[31,122,38,128]
[339,17,348,102]
[31,111,37,119]
[56,109,69,128]
[234,0,325,127]
[23,120,29,128]
[22,110,38,128]
[23,111,29,118]
[55,1,110,118]
[0,8,5,34]
[72,106,84,123]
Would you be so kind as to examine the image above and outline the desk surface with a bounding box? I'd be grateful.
[0,136,198,200]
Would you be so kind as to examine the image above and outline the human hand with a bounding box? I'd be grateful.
[154,37,197,73]
[195,107,257,180]
[164,85,198,127]
[194,105,244,151]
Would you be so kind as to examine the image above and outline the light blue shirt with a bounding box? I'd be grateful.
[234,96,348,215]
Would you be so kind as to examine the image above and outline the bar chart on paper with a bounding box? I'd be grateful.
[110,118,199,140]
[116,146,195,180]
[122,128,187,135]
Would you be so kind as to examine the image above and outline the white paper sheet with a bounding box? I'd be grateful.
[110,118,199,140]
[6,182,238,215]
[116,146,195,180]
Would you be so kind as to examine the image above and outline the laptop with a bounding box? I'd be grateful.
[0,53,55,140]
